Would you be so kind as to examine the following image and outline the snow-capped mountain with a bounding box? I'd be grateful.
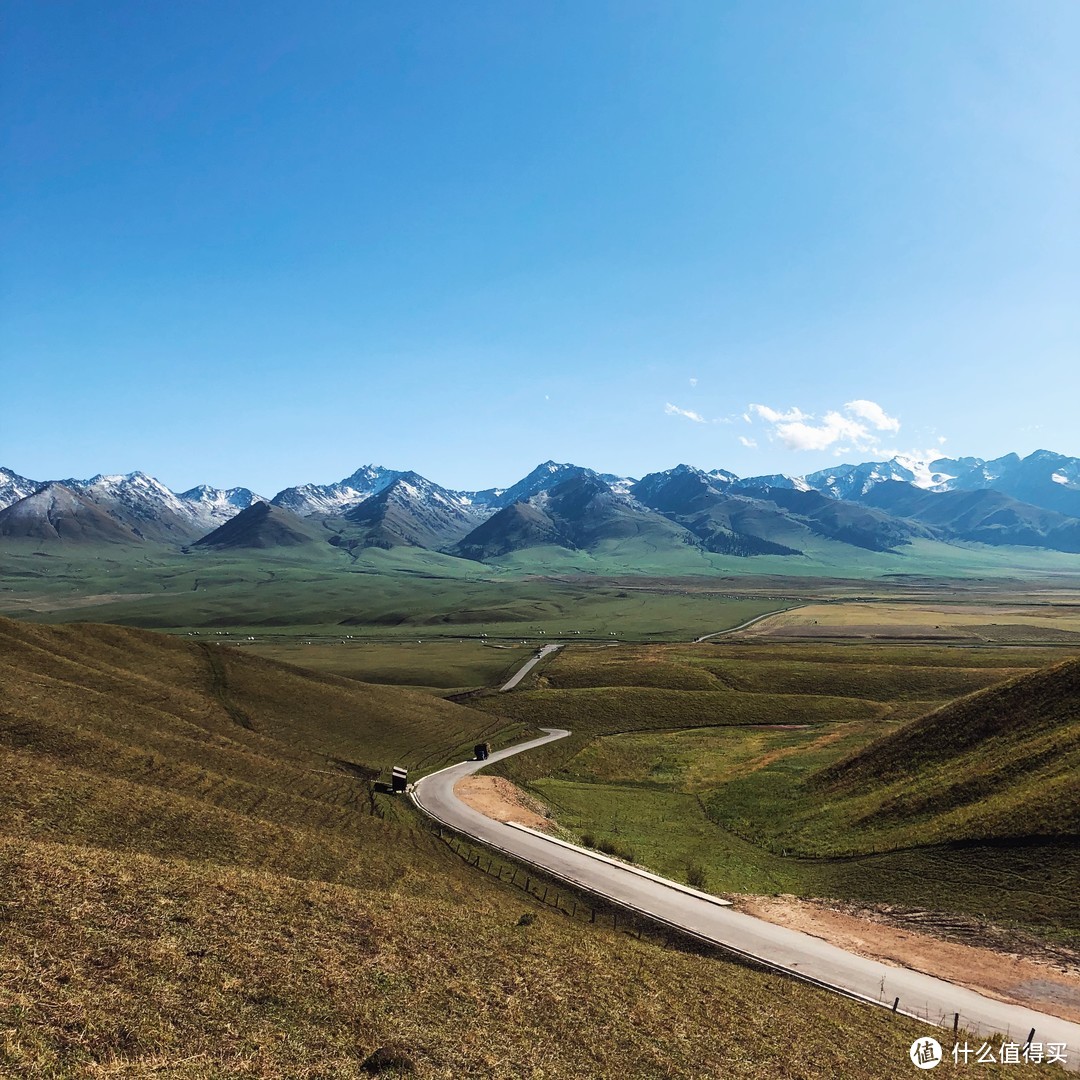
[64,472,203,542]
[473,461,598,509]
[179,485,267,530]
[706,468,738,486]
[598,472,639,497]
[794,458,959,500]
[771,450,1080,518]
[270,465,405,516]
[931,451,1080,517]
[455,473,691,560]
[3,449,1078,554]
[0,467,40,511]
[731,472,810,493]
[343,472,494,548]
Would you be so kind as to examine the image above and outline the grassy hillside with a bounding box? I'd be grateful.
[808,657,1080,846]
[473,641,1043,784]
[4,616,1050,1078]
[476,641,1080,942]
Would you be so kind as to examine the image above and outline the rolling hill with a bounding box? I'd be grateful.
[0,615,966,1078]
[812,655,1080,845]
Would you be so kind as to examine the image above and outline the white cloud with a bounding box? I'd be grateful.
[745,399,902,453]
[689,377,698,388]
[738,436,758,448]
[748,404,810,425]
[844,399,900,433]
[665,402,706,423]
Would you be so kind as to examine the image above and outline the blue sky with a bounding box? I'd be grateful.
[3,1,1078,495]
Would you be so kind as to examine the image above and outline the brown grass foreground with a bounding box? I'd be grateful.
[0,617,1063,1077]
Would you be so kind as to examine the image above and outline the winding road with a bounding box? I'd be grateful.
[413,729,1080,1069]
[500,642,563,691]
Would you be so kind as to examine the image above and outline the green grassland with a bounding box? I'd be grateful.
[472,641,1055,782]
[3,615,1042,1079]
[477,533,1080,579]
[244,638,537,694]
[0,544,793,645]
[476,641,1080,942]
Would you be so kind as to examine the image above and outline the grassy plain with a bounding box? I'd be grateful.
[243,639,536,694]
[4,615,1040,1079]
[478,533,1080,579]
[0,544,793,646]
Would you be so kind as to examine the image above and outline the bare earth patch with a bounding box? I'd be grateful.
[454,776,554,831]
[736,894,1080,1024]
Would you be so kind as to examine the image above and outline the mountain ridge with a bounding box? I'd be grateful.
[3,449,1079,560]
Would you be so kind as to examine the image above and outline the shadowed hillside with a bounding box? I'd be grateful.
[193,501,325,549]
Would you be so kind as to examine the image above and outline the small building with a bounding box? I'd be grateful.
[391,766,408,793]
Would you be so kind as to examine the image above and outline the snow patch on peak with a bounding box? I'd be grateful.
[890,455,955,490]
[179,485,267,529]
[0,467,41,512]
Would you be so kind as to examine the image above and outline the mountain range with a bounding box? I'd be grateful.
[2,450,1079,563]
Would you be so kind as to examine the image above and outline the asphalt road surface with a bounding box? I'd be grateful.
[413,729,1080,1069]
[500,643,563,691]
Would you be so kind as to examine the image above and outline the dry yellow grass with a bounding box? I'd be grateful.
[740,600,1080,642]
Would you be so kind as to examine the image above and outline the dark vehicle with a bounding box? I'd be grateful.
[474,743,490,761]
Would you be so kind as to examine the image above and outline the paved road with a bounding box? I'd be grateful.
[413,729,1080,1069]
[500,642,563,691]
[693,607,794,642]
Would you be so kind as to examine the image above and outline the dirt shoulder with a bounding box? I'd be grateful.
[736,894,1080,1024]
[454,776,554,832]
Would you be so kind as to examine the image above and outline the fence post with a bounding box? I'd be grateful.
[953,1014,959,1037]
[891,997,899,1013]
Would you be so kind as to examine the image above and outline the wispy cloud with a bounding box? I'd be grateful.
[665,402,706,424]
[689,377,698,388]
[746,399,901,453]
[738,435,757,448]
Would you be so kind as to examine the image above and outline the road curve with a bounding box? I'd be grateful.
[500,643,563,692]
[413,730,1080,1068]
